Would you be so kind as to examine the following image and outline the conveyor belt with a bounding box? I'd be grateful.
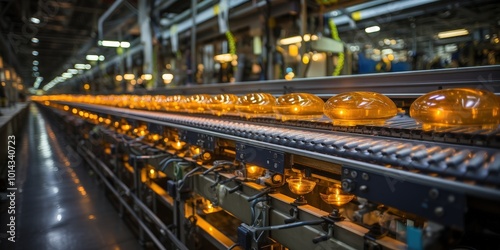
[196,114,500,148]
[51,102,500,200]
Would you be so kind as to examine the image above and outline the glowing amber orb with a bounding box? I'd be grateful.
[235,93,276,118]
[324,92,397,126]
[163,95,186,111]
[273,93,324,121]
[207,94,239,116]
[287,178,316,195]
[180,94,211,113]
[410,88,500,130]
[320,184,354,207]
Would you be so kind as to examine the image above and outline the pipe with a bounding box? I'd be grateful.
[331,0,438,26]
[252,220,324,232]
[98,0,125,42]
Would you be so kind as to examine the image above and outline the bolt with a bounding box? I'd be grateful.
[362,172,369,181]
[359,185,368,192]
[448,195,455,203]
[343,169,350,175]
[429,189,439,199]
[351,170,358,178]
[434,206,444,217]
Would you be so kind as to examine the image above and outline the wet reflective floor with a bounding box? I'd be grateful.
[1,105,141,250]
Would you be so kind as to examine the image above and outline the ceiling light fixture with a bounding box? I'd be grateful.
[31,37,39,43]
[141,74,152,80]
[32,51,39,56]
[30,17,40,24]
[278,34,319,45]
[98,40,131,48]
[123,74,135,80]
[365,26,380,33]
[67,69,78,74]
[437,29,469,39]
[33,60,39,65]
[74,64,91,70]
[86,55,105,61]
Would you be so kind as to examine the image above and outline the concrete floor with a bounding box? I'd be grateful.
[0,104,141,250]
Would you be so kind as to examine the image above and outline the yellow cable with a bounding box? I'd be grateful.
[328,18,344,76]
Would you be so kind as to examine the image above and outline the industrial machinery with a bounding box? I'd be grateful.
[34,66,500,250]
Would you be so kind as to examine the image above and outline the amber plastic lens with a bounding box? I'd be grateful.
[235,93,276,118]
[324,91,397,126]
[273,93,325,121]
[180,94,212,113]
[287,178,316,195]
[320,184,354,207]
[163,95,186,111]
[410,88,500,130]
[152,95,167,110]
[207,94,239,116]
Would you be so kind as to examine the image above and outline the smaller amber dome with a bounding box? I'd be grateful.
[163,95,186,112]
[235,93,276,118]
[410,88,500,130]
[207,94,239,116]
[181,94,212,113]
[324,91,397,126]
[273,93,325,121]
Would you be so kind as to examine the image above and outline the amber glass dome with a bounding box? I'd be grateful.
[235,93,276,118]
[273,93,325,121]
[181,94,212,113]
[410,88,500,130]
[207,94,239,116]
[324,91,397,126]
[163,95,186,112]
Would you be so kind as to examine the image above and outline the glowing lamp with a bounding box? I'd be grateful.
[172,140,186,150]
[320,184,355,207]
[320,183,355,220]
[273,93,324,121]
[207,94,239,116]
[235,93,276,119]
[324,92,397,126]
[287,178,316,205]
[163,95,186,111]
[180,94,211,113]
[410,88,500,130]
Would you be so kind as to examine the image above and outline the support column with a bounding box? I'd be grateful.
[190,0,197,85]
[139,0,153,88]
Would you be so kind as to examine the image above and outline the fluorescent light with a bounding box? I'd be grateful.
[99,40,130,48]
[279,35,302,45]
[365,26,380,33]
[62,73,73,78]
[123,74,135,80]
[33,66,38,71]
[214,53,237,63]
[67,69,78,74]
[278,34,319,45]
[30,17,40,24]
[34,77,43,89]
[437,29,469,39]
[86,55,105,61]
[32,51,39,56]
[33,60,39,65]
[162,73,173,80]
[74,64,91,70]
[31,37,39,43]
[141,74,152,80]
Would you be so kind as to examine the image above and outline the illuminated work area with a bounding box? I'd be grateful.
[1,0,500,250]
